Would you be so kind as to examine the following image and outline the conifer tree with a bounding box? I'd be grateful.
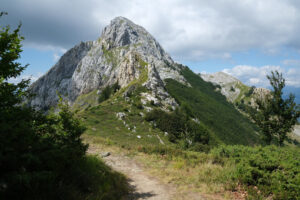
[251,71,300,145]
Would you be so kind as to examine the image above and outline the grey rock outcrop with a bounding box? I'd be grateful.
[200,72,244,102]
[29,17,186,110]
[200,72,271,105]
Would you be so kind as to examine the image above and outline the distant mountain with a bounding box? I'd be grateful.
[200,72,299,106]
[29,17,261,146]
[200,72,248,102]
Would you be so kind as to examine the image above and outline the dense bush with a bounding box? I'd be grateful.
[0,15,128,199]
[98,82,120,103]
[212,145,300,200]
[230,86,235,92]
[1,99,91,199]
[145,109,210,148]
[145,109,185,142]
[245,86,256,97]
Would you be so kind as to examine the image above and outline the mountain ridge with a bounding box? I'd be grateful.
[29,16,261,146]
[29,16,186,110]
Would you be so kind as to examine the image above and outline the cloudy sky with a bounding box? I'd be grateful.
[1,0,300,91]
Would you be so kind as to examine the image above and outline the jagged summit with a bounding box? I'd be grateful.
[102,16,148,47]
[29,16,186,110]
[101,16,173,63]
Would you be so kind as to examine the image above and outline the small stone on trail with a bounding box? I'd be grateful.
[101,152,111,157]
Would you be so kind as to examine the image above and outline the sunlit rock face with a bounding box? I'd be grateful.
[29,17,187,110]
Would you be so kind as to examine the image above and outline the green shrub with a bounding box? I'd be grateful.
[98,82,120,103]
[189,143,210,153]
[145,109,210,146]
[211,145,300,199]
[230,86,235,92]
[0,15,128,199]
[245,86,256,97]
[145,109,185,142]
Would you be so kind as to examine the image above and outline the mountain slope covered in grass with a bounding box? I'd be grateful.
[30,16,262,148]
[165,66,260,145]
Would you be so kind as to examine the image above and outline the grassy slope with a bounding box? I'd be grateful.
[78,66,260,147]
[75,66,300,199]
[75,65,299,199]
[79,94,170,149]
[165,67,260,145]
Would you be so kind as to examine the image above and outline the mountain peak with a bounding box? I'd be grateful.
[29,16,187,110]
[101,16,150,48]
[111,16,133,24]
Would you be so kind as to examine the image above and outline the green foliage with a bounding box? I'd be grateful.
[0,15,128,199]
[0,13,29,107]
[68,155,129,200]
[145,109,185,142]
[145,108,210,148]
[98,82,120,103]
[245,86,256,97]
[230,86,235,92]
[101,45,119,69]
[250,71,300,145]
[165,67,260,145]
[186,120,209,145]
[0,97,90,199]
[212,145,300,200]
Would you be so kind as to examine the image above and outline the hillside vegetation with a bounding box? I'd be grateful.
[0,14,129,199]
[165,66,260,145]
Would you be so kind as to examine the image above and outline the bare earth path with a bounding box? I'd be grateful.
[104,153,175,200]
[86,141,241,200]
[88,145,178,200]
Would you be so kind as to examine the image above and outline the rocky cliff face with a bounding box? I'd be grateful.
[29,17,187,110]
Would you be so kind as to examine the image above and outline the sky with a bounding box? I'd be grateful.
[1,0,300,93]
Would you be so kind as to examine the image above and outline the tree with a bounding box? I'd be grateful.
[250,71,300,145]
[0,13,87,199]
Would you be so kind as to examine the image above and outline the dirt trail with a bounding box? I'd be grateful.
[104,153,175,200]
[87,145,206,200]
[88,145,175,199]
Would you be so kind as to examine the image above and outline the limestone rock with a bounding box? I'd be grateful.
[200,72,244,102]
[29,17,186,110]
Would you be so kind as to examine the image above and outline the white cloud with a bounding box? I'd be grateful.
[223,65,300,88]
[8,73,43,84]
[282,59,300,67]
[2,0,300,61]
[53,53,60,62]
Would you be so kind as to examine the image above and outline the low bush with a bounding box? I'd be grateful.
[98,82,120,103]
[145,109,210,147]
[245,86,256,97]
[211,145,300,200]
